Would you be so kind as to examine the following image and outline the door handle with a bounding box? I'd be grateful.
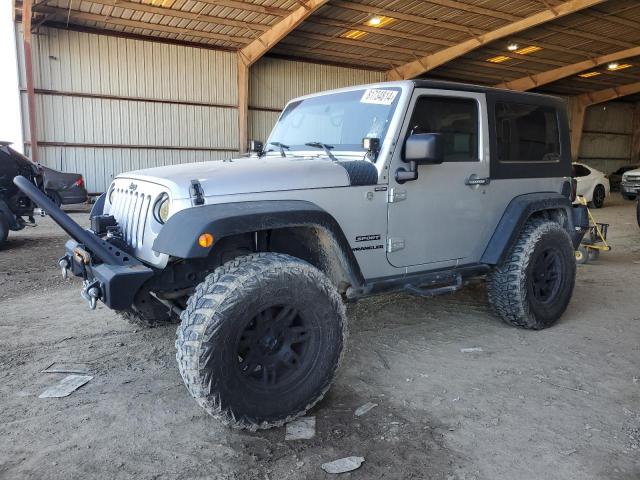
[465,174,490,186]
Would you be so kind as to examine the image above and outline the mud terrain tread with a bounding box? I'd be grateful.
[487,219,574,330]
[175,252,347,431]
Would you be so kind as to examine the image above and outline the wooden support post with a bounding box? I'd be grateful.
[23,0,39,162]
[568,97,586,162]
[632,102,640,163]
[237,56,249,154]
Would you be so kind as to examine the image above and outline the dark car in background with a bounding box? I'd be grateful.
[41,166,88,207]
[608,164,640,193]
[0,142,88,248]
[0,143,39,248]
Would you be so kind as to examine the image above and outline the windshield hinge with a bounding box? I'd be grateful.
[387,237,405,253]
[190,180,205,206]
[388,188,407,203]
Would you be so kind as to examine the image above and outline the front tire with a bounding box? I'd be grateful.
[622,193,636,201]
[176,253,346,430]
[0,213,9,250]
[487,220,576,330]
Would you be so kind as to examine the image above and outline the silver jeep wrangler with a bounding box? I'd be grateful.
[16,80,588,430]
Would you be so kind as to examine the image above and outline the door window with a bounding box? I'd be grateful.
[407,96,479,162]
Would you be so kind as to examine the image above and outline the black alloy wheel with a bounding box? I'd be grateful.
[531,247,562,303]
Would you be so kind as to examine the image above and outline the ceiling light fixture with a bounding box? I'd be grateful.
[578,71,601,78]
[507,43,519,52]
[608,62,632,71]
[514,45,542,55]
[342,29,368,40]
[486,55,511,63]
[366,15,394,27]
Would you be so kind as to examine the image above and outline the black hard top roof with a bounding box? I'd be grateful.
[410,79,565,104]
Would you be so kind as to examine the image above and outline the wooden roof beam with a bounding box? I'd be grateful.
[497,46,640,91]
[578,81,640,106]
[238,0,328,67]
[33,5,252,45]
[51,0,272,33]
[386,0,606,81]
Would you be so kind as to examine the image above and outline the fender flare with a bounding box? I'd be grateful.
[152,199,364,285]
[480,192,576,265]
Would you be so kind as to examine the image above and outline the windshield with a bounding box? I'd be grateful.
[268,87,402,152]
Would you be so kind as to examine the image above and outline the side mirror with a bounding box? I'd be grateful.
[248,140,264,154]
[403,133,444,165]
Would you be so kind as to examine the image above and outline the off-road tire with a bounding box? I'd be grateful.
[0,213,9,250]
[592,185,606,208]
[487,220,576,330]
[175,252,347,430]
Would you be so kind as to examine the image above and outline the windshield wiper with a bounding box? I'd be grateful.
[269,142,290,158]
[258,142,290,158]
[305,142,338,162]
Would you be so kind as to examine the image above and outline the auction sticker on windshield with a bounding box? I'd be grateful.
[361,89,398,105]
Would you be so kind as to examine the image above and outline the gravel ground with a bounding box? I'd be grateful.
[0,197,639,480]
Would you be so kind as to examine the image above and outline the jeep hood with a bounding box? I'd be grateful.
[118,156,357,198]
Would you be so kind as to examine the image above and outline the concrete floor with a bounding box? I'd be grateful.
[1,195,639,480]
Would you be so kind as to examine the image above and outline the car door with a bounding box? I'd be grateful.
[386,89,496,269]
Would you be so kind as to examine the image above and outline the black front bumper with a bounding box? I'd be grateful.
[62,239,154,310]
[13,175,154,311]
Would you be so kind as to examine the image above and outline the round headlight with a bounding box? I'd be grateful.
[155,194,170,224]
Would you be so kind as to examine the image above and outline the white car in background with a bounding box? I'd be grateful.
[572,162,610,208]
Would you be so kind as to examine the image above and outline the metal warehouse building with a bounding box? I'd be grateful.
[12,0,640,193]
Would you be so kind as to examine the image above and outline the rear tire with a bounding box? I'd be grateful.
[175,253,346,430]
[487,220,576,330]
[591,185,605,208]
[0,213,9,250]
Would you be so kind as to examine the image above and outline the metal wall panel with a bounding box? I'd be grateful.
[37,146,237,193]
[15,24,239,192]
[579,101,635,173]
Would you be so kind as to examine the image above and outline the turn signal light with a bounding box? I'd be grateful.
[198,233,214,248]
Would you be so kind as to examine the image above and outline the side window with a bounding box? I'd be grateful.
[572,164,591,177]
[495,102,560,163]
[408,96,479,162]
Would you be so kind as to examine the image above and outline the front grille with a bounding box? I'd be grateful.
[109,187,152,249]
[624,175,640,186]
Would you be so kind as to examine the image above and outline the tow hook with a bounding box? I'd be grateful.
[81,280,102,310]
[58,256,70,279]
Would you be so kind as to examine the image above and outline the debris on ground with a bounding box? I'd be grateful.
[38,375,93,398]
[41,362,91,375]
[460,347,483,353]
[321,456,365,474]
[354,402,378,417]
[285,416,316,440]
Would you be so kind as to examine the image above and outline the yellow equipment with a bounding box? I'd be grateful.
[574,196,611,264]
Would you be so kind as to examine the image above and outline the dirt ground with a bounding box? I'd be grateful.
[1,196,639,480]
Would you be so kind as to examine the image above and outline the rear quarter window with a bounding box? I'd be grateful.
[489,96,570,180]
